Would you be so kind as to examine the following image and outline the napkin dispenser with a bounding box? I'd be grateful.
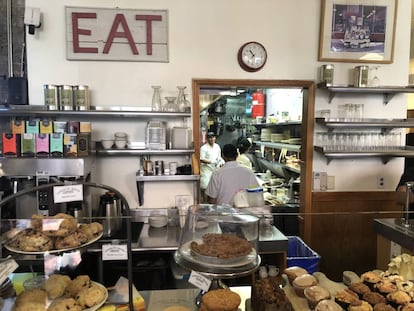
[171,127,192,149]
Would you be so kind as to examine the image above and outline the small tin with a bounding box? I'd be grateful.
[320,64,334,86]
[73,85,90,110]
[354,65,369,87]
[43,84,59,110]
[155,160,164,175]
[58,85,74,110]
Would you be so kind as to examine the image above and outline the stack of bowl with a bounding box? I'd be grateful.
[114,132,128,149]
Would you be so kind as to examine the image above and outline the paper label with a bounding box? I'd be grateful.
[0,258,18,285]
[102,244,128,261]
[188,270,211,291]
[53,184,83,203]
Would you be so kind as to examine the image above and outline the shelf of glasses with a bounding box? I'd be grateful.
[317,83,414,104]
[253,141,301,152]
[314,146,414,164]
[315,118,414,133]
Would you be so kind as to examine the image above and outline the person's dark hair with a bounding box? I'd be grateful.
[237,138,251,154]
[222,144,238,159]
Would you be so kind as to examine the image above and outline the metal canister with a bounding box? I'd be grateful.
[354,65,369,87]
[155,160,164,175]
[320,64,334,86]
[43,84,59,110]
[58,85,74,110]
[73,85,89,110]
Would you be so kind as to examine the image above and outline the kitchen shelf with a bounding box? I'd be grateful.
[0,106,191,119]
[317,83,414,104]
[96,147,195,156]
[136,174,200,206]
[315,117,414,133]
[253,141,301,153]
[252,121,302,128]
[314,146,414,164]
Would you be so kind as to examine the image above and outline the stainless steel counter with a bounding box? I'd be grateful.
[374,218,414,250]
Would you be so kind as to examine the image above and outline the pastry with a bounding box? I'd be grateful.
[362,291,387,306]
[361,271,382,291]
[15,301,46,311]
[375,280,398,296]
[190,233,252,259]
[292,273,318,297]
[75,283,106,308]
[349,300,373,311]
[200,289,241,311]
[47,298,82,311]
[283,266,308,285]
[42,274,71,299]
[334,288,360,309]
[373,302,396,311]
[43,213,77,237]
[398,303,414,311]
[349,282,371,298]
[18,229,53,252]
[303,285,331,309]
[15,288,47,309]
[314,299,343,311]
[386,290,411,308]
[54,234,80,250]
[88,222,104,238]
[251,277,293,311]
[65,275,91,298]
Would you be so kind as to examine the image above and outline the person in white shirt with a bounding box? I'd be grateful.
[200,132,224,201]
[236,138,253,170]
[206,144,259,206]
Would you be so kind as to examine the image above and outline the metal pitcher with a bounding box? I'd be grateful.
[98,191,122,237]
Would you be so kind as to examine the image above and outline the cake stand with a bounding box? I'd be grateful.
[174,204,261,307]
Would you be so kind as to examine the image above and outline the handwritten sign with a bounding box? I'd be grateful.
[65,7,169,62]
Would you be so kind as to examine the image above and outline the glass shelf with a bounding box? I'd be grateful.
[253,141,301,153]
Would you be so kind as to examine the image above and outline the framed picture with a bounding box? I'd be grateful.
[318,0,398,63]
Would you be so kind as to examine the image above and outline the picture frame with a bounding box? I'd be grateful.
[318,0,398,64]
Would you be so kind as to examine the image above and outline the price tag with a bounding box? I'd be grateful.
[53,184,83,203]
[102,244,128,261]
[188,270,211,292]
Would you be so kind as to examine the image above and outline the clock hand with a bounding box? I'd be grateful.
[249,50,255,57]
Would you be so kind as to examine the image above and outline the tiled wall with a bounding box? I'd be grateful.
[0,0,26,104]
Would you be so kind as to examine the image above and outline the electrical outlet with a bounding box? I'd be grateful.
[377,176,385,189]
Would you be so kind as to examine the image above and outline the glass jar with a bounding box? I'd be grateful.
[151,86,162,112]
[164,96,178,112]
[177,86,188,112]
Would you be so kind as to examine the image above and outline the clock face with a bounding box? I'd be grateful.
[238,42,267,72]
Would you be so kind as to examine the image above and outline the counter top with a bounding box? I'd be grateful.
[374,218,414,250]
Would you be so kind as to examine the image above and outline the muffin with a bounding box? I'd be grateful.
[349,300,373,311]
[361,271,382,291]
[200,289,241,311]
[362,291,387,306]
[349,282,372,298]
[314,299,343,311]
[373,302,396,311]
[386,291,412,308]
[334,288,360,309]
[292,274,318,297]
[303,285,331,309]
[375,280,398,297]
[283,266,308,285]
[398,303,414,311]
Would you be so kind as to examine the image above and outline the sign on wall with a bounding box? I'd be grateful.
[65,7,168,62]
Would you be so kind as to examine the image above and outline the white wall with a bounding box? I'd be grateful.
[25,0,412,208]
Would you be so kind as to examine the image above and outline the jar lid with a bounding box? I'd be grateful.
[246,187,263,193]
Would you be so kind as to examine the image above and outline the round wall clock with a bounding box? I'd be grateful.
[237,41,267,72]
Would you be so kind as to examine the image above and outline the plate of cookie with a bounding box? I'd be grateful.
[3,213,104,254]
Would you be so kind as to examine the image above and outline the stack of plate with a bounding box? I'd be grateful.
[261,129,272,141]
[271,133,284,142]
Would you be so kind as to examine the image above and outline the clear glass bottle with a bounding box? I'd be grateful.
[151,86,162,112]
[164,96,178,112]
[177,86,187,112]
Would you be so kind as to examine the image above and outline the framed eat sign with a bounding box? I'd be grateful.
[65,7,169,62]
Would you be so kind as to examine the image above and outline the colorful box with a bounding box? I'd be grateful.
[21,133,36,157]
[2,133,19,157]
[36,133,49,157]
[39,119,53,134]
[25,120,39,134]
[50,133,63,157]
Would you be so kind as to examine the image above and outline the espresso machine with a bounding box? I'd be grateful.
[0,158,93,219]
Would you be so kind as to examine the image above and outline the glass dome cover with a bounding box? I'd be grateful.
[174,204,260,277]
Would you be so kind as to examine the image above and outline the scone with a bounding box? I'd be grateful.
[15,301,46,311]
[18,228,53,252]
[362,291,387,306]
[15,288,47,309]
[43,213,77,237]
[373,302,396,311]
[349,282,371,298]
[303,285,330,308]
[65,275,91,298]
[348,300,373,311]
[334,288,360,309]
[375,280,398,297]
[398,303,414,311]
[47,298,82,311]
[361,271,382,291]
[75,283,105,308]
[386,290,411,308]
[283,266,308,284]
[42,274,71,299]
[54,234,80,250]
[88,222,104,238]
[200,289,241,311]
[314,299,343,311]
[292,273,318,297]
